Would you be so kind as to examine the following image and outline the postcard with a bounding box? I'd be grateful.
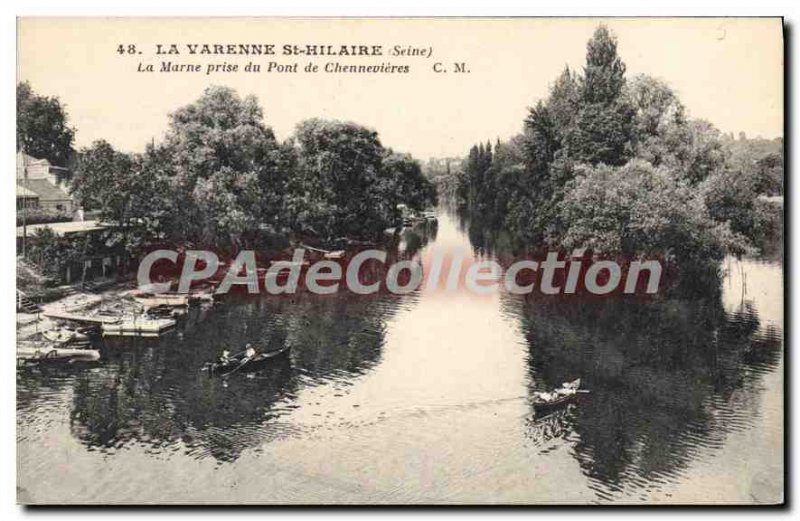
[16,17,784,505]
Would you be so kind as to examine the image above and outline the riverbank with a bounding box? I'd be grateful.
[16,257,137,341]
[16,210,784,504]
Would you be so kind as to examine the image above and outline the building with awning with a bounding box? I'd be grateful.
[16,184,40,209]
[17,178,72,212]
[16,152,74,212]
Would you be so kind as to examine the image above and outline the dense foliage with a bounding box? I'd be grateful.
[455,26,782,282]
[70,86,436,254]
[17,82,75,167]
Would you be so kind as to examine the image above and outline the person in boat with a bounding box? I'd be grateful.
[244,343,256,359]
[536,391,555,402]
[219,349,231,364]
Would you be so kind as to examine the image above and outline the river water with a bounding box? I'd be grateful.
[17,210,783,504]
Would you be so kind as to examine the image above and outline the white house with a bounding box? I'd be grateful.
[16,152,73,213]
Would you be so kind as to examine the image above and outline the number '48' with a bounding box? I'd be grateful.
[117,44,137,55]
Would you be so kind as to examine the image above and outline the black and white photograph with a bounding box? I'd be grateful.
[13,16,785,505]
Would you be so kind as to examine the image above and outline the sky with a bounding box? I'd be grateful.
[18,18,783,160]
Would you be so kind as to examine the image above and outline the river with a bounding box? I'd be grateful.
[16,210,783,504]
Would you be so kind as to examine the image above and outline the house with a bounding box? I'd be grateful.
[16,184,40,210]
[16,152,73,212]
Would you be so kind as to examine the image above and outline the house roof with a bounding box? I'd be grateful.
[19,178,71,202]
[17,151,50,167]
[17,152,50,176]
[16,185,39,198]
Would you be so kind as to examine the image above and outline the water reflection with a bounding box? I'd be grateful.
[18,223,438,465]
[455,198,782,501]
[515,293,782,501]
[16,210,782,503]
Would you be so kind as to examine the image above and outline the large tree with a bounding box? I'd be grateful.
[17,82,75,166]
[162,86,289,248]
[71,140,136,220]
[381,152,437,215]
[566,26,636,166]
[291,118,392,240]
[454,23,781,278]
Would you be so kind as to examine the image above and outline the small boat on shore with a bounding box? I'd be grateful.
[41,327,90,345]
[44,310,121,325]
[300,244,346,261]
[532,379,583,413]
[203,345,291,376]
[17,343,100,365]
[133,294,190,308]
[145,304,185,319]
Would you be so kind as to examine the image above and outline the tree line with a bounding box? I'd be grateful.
[455,26,782,284]
[19,85,436,257]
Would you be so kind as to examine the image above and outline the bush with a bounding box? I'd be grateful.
[560,160,750,269]
[17,207,73,226]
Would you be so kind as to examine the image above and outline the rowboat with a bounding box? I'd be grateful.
[300,244,345,261]
[203,345,291,376]
[532,378,582,413]
[133,294,190,308]
[17,343,100,365]
[145,304,186,319]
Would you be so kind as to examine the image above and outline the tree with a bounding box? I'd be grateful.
[71,140,168,254]
[71,140,136,221]
[453,24,779,286]
[624,76,726,185]
[382,152,437,214]
[702,166,781,251]
[288,119,436,241]
[625,75,686,166]
[725,136,784,196]
[548,67,581,135]
[422,157,462,203]
[291,118,392,239]
[25,227,85,280]
[566,26,635,166]
[560,160,749,266]
[162,86,288,248]
[17,82,75,166]
[754,152,784,195]
[581,26,626,104]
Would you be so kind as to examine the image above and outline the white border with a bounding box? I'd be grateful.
[2,1,795,518]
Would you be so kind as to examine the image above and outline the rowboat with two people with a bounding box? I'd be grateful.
[203,343,291,376]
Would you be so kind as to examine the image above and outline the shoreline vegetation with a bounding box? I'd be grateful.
[18,25,782,301]
[18,83,436,291]
[445,26,782,294]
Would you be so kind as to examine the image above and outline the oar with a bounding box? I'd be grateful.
[576,389,591,394]
[222,356,252,377]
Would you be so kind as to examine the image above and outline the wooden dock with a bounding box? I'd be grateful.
[102,317,176,337]
[43,311,121,325]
